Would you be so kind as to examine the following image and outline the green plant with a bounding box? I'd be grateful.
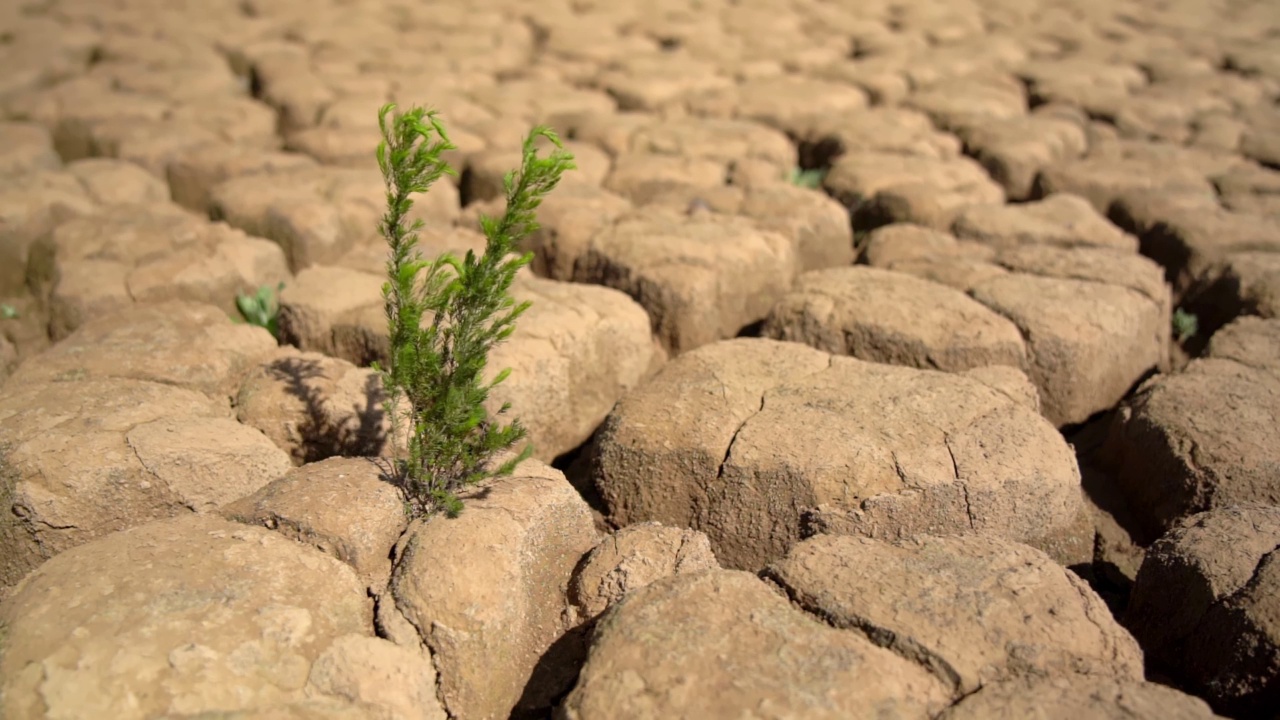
[0,304,17,319]
[234,282,284,338]
[788,166,827,190]
[374,102,575,519]
[1172,307,1199,343]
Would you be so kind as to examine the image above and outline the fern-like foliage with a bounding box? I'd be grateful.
[374,102,575,518]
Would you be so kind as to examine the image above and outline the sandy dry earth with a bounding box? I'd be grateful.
[1,0,1279,718]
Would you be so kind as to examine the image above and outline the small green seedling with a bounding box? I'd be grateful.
[234,282,284,338]
[788,166,827,190]
[1172,307,1199,343]
[374,102,575,519]
[0,304,17,320]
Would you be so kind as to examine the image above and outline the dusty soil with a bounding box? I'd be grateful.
[1,0,1278,718]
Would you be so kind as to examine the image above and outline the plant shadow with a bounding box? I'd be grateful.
[265,355,389,464]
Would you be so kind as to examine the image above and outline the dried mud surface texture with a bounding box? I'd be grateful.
[0,377,289,596]
[1106,317,1280,541]
[1126,504,1280,718]
[764,534,1145,698]
[559,570,952,720]
[569,522,720,621]
[591,338,1083,571]
[25,205,290,341]
[3,301,279,405]
[221,456,408,594]
[763,266,1028,374]
[937,676,1221,720]
[0,515,402,720]
[386,463,599,720]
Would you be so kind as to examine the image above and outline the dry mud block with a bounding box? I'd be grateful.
[967,246,1170,426]
[1214,162,1280,221]
[1033,141,1238,217]
[235,349,391,466]
[824,151,1005,232]
[222,456,407,594]
[279,266,656,461]
[1105,317,1280,541]
[575,210,796,356]
[209,165,460,272]
[937,676,1220,720]
[559,570,953,720]
[0,374,291,597]
[867,230,1169,427]
[950,112,1088,201]
[26,204,290,341]
[950,194,1139,252]
[764,535,1145,697]
[763,266,1028,374]
[0,121,60,176]
[0,515,445,720]
[684,75,870,136]
[1110,191,1280,299]
[384,465,598,720]
[567,114,796,197]
[1183,251,1280,337]
[590,338,1084,571]
[570,522,720,621]
[790,107,963,162]
[1126,504,1280,718]
[4,301,279,403]
[0,157,169,296]
[507,180,852,284]
[901,73,1029,131]
[167,142,320,215]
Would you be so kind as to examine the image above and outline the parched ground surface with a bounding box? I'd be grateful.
[1,0,1279,718]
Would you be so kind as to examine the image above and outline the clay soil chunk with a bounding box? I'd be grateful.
[559,570,952,720]
[1033,148,1224,217]
[385,464,598,720]
[222,456,407,593]
[1105,317,1280,541]
[685,75,870,135]
[167,142,320,214]
[968,246,1170,427]
[938,676,1221,720]
[0,378,264,596]
[570,522,720,621]
[834,233,1167,428]
[791,107,963,161]
[951,115,1088,201]
[763,266,1027,373]
[4,301,279,403]
[0,158,169,296]
[765,534,1145,696]
[25,205,290,341]
[0,515,440,720]
[950,194,1138,252]
[1183,251,1280,336]
[0,121,61,175]
[1126,504,1280,718]
[824,151,1005,231]
[515,183,634,281]
[209,165,460,272]
[1110,192,1280,297]
[590,338,1084,571]
[1214,162,1280,220]
[575,210,795,356]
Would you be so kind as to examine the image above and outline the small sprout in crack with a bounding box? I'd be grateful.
[1172,307,1199,344]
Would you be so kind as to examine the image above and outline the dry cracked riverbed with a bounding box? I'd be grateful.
[1,0,1279,718]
